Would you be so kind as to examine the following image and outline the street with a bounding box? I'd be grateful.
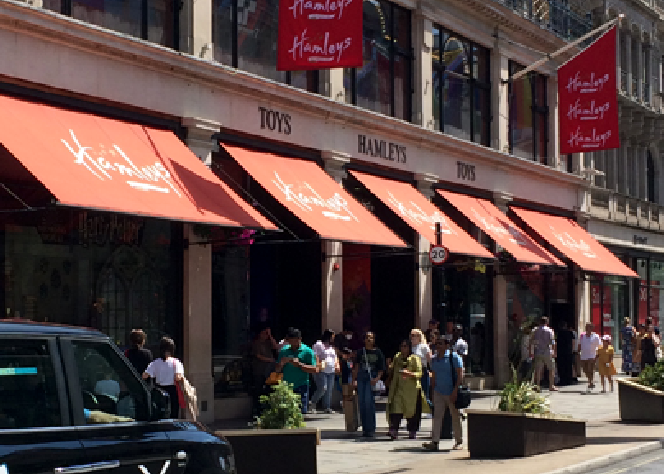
[585,452,664,474]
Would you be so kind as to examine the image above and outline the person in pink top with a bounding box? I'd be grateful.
[578,323,601,393]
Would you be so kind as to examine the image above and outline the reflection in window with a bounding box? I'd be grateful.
[432,26,490,146]
[508,62,548,164]
[211,0,319,92]
[344,0,412,121]
[97,269,128,347]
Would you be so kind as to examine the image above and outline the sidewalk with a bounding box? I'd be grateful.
[304,375,663,474]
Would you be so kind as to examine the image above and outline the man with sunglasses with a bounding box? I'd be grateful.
[423,335,463,451]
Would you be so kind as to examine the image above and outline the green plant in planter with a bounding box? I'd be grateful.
[638,360,664,391]
[256,381,306,429]
[497,369,551,415]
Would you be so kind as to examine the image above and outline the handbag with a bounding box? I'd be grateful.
[363,349,382,392]
[170,359,186,410]
[265,371,283,385]
[449,351,471,409]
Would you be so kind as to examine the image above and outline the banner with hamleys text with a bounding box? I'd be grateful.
[277,0,363,71]
[558,27,620,154]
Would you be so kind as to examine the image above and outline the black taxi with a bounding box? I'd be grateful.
[0,321,235,474]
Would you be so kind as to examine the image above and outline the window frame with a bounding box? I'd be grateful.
[508,61,549,164]
[345,0,413,121]
[0,336,70,429]
[432,25,491,147]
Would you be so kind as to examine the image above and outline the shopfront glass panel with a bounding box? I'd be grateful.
[72,0,142,39]
[212,0,234,66]
[147,0,175,47]
[2,210,180,350]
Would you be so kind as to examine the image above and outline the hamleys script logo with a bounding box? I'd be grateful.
[62,129,181,196]
[550,226,597,259]
[386,191,457,235]
[272,171,358,221]
[470,207,528,246]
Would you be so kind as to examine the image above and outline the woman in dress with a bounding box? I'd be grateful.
[640,324,658,369]
[143,336,184,419]
[386,339,428,440]
[597,335,617,393]
[620,318,635,375]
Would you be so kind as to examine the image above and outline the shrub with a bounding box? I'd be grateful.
[638,360,664,391]
[497,368,551,415]
[255,381,305,429]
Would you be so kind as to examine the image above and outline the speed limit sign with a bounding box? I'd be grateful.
[429,245,449,265]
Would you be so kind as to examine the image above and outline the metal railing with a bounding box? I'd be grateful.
[491,0,592,41]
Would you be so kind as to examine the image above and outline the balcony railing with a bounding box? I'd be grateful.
[590,187,664,229]
[655,0,664,13]
[492,0,592,41]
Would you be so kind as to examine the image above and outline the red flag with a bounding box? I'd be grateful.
[277,0,363,71]
[558,27,620,154]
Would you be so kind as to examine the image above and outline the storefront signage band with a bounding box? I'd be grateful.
[259,107,292,135]
[456,161,476,181]
[633,235,648,245]
[357,134,407,164]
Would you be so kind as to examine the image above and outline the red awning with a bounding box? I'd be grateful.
[0,95,276,229]
[224,146,405,247]
[349,171,492,258]
[511,207,638,278]
[437,190,563,266]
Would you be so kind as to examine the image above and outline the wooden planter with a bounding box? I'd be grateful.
[618,378,664,422]
[467,409,586,458]
[216,428,320,474]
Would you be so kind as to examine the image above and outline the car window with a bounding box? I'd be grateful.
[72,340,149,424]
[0,339,62,429]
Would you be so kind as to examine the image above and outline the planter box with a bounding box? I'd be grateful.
[216,428,320,474]
[618,378,664,422]
[467,410,586,458]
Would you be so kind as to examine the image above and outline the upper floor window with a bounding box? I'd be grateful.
[432,26,491,146]
[212,0,318,93]
[343,0,412,121]
[508,62,548,164]
[44,0,178,49]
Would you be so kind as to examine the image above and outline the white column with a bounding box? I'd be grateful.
[547,74,559,168]
[492,191,512,387]
[491,45,510,153]
[321,151,350,333]
[412,12,433,128]
[181,0,213,58]
[415,173,438,330]
[181,118,221,424]
[328,69,345,103]
[637,35,644,102]
[626,32,633,97]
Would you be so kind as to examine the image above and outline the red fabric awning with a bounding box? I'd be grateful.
[511,207,638,278]
[0,95,276,229]
[224,146,405,247]
[349,171,492,258]
[437,190,563,266]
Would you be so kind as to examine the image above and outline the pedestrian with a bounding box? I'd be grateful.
[142,336,184,419]
[530,316,558,391]
[311,330,339,414]
[340,347,359,431]
[578,322,601,393]
[423,335,463,451]
[633,323,646,375]
[251,324,278,414]
[620,317,636,375]
[597,335,616,393]
[452,324,469,369]
[556,321,575,386]
[518,323,533,382]
[352,331,386,439]
[410,328,432,409]
[276,327,318,414]
[640,323,658,369]
[124,329,153,375]
[424,319,440,347]
[387,339,428,440]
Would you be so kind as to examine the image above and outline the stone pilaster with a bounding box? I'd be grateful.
[491,41,510,153]
[412,11,434,128]
[181,117,222,166]
[625,32,633,97]
[321,151,351,333]
[492,191,512,387]
[180,0,213,58]
[415,173,438,330]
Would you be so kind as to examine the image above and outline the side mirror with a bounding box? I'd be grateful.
[151,387,171,421]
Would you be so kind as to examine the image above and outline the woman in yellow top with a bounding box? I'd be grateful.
[386,340,429,439]
[597,334,617,393]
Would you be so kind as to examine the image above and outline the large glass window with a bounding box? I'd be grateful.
[44,0,178,49]
[635,258,664,328]
[212,0,319,92]
[344,0,412,121]
[432,26,491,146]
[509,62,548,164]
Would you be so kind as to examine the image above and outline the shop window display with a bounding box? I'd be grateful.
[1,210,180,349]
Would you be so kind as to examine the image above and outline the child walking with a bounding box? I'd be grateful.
[597,335,617,393]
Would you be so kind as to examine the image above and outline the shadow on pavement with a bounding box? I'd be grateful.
[585,436,663,445]
[390,446,451,454]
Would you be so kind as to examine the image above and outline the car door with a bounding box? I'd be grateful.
[60,337,180,474]
[0,336,87,474]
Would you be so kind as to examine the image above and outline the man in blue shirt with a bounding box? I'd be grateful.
[423,335,463,451]
[276,327,318,414]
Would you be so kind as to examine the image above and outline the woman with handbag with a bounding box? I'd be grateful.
[352,332,385,439]
[387,340,428,439]
[143,336,184,419]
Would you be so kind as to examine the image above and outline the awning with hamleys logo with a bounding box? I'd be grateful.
[349,171,493,258]
[223,145,405,247]
[511,207,638,278]
[0,95,276,229]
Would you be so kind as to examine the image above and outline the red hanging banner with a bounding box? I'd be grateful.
[558,27,620,154]
[277,0,363,71]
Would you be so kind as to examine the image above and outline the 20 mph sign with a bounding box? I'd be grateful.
[429,245,449,265]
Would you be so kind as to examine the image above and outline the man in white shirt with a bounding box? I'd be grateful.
[578,322,601,393]
[452,324,469,368]
[530,316,558,391]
